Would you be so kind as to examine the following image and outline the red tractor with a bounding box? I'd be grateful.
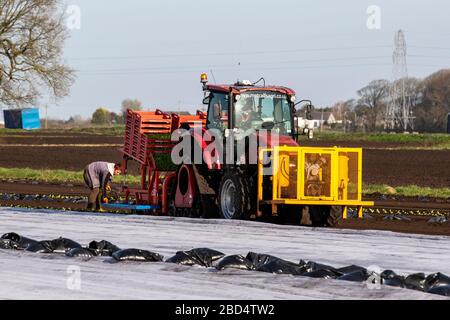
[107,74,373,226]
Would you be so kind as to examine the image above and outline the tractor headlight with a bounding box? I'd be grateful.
[290,95,296,103]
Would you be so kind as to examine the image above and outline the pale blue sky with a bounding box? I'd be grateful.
[51,0,450,119]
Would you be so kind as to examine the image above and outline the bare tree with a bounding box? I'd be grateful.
[415,69,450,132]
[356,79,389,131]
[402,77,423,108]
[0,0,74,107]
[121,98,142,114]
[331,99,358,132]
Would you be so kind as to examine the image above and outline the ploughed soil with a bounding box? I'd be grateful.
[338,215,450,237]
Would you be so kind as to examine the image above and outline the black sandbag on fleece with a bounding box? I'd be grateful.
[303,268,342,279]
[424,272,450,291]
[66,248,95,259]
[304,261,341,274]
[380,270,405,288]
[427,285,450,296]
[245,252,307,275]
[47,237,82,253]
[337,270,369,282]
[0,238,13,249]
[256,259,307,276]
[166,251,199,265]
[336,265,367,274]
[88,240,121,256]
[25,241,53,253]
[404,273,426,291]
[1,232,39,250]
[245,252,282,269]
[296,261,343,279]
[112,249,164,262]
[216,255,255,271]
[166,248,225,267]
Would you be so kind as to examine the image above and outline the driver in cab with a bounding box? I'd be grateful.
[235,98,255,130]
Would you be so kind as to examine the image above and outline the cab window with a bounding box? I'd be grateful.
[207,92,229,130]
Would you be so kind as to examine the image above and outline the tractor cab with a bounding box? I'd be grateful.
[201,74,300,140]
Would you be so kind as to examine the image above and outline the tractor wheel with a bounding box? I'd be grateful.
[327,206,342,227]
[218,170,251,220]
[310,206,342,227]
[278,205,304,225]
[310,206,327,227]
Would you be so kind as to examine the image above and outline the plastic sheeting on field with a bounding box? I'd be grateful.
[1,232,449,298]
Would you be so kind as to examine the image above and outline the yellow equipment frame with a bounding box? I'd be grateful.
[257,146,374,219]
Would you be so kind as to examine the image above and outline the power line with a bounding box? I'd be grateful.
[409,45,450,51]
[408,54,450,59]
[68,45,392,61]
[76,62,394,77]
[76,56,392,74]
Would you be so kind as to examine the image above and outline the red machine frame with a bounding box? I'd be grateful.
[120,109,206,214]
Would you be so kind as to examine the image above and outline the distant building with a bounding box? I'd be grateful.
[309,111,336,128]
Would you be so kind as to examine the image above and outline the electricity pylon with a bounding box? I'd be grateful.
[385,30,415,132]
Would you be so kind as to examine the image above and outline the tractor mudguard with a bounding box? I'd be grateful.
[174,165,198,208]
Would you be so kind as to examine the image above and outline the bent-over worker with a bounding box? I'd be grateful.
[83,161,122,210]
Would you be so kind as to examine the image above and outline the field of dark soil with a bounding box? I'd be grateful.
[0,132,449,187]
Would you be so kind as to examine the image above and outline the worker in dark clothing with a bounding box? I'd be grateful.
[83,161,122,210]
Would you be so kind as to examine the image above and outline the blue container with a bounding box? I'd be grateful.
[21,108,40,130]
[3,108,40,130]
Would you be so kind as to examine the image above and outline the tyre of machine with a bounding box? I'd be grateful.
[309,206,342,227]
[217,169,255,220]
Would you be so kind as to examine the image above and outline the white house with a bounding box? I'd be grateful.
[309,111,336,128]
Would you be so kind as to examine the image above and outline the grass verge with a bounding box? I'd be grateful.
[363,184,450,199]
[0,125,125,136]
[314,132,450,148]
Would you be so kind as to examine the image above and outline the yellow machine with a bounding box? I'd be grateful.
[257,146,373,221]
